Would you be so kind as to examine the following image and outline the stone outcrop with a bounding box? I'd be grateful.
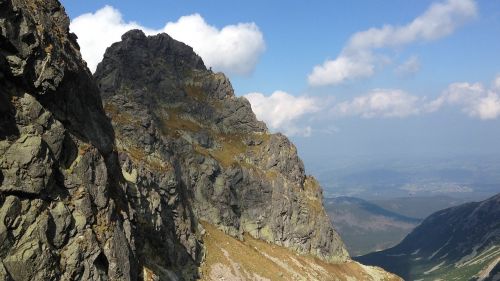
[0,0,139,280]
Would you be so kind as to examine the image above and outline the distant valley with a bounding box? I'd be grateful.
[325,197,421,256]
[309,155,500,200]
[324,195,472,256]
[372,195,470,219]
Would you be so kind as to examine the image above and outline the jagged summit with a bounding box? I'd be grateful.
[95,30,266,135]
[97,29,206,99]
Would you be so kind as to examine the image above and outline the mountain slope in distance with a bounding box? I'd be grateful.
[356,193,500,281]
[324,197,420,256]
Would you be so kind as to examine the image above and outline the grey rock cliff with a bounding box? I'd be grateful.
[0,0,140,280]
[94,29,349,267]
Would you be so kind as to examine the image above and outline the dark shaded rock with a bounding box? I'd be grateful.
[0,0,140,280]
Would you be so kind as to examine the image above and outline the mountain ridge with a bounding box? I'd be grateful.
[356,193,500,280]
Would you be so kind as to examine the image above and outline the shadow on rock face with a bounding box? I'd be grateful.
[0,90,19,141]
[59,132,78,170]
[93,252,109,278]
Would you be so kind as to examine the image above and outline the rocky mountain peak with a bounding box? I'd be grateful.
[95,29,350,267]
[96,29,206,100]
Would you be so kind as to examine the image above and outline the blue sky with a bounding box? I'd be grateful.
[61,0,500,173]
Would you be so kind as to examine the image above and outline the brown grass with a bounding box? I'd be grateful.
[185,85,206,102]
[199,221,402,281]
[161,108,202,134]
[104,103,139,126]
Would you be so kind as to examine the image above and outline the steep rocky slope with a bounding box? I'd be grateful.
[0,0,402,280]
[94,28,349,267]
[357,193,500,280]
[0,0,139,279]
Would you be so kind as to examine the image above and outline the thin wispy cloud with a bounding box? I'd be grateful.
[70,6,265,75]
[308,0,477,86]
[395,56,421,77]
[493,74,500,91]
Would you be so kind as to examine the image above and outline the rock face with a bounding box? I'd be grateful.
[0,0,139,280]
[357,193,500,281]
[0,0,359,280]
[94,29,349,269]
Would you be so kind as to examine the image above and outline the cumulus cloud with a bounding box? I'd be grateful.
[331,75,500,120]
[308,0,477,86]
[243,76,500,136]
[395,56,421,77]
[70,6,145,72]
[70,6,265,74]
[428,76,500,120]
[333,89,423,118]
[244,91,320,136]
[163,15,265,76]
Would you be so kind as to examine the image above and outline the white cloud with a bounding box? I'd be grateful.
[244,76,500,134]
[331,75,500,120]
[308,54,375,86]
[308,0,477,86]
[395,56,421,76]
[493,74,500,91]
[70,6,265,75]
[333,89,422,118]
[244,91,320,136]
[163,14,265,76]
[70,6,145,72]
[429,78,500,120]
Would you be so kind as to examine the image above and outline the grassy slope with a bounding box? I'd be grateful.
[198,222,402,281]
